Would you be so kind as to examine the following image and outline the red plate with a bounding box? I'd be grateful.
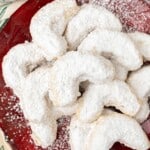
[0,0,150,150]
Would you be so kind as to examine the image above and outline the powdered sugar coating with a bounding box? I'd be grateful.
[70,111,150,150]
[0,87,72,150]
[111,60,128,80]
[2,43,47,97]
[30,0,80,60]
[128,31,150,61]
[1,0,150,149]
[65,4,122,50]
[49,116,71,150]
[91,0,150,33]
[85,111,150,150]
[77,80,140,123]
[0,87,39,150]
[49,51,115,107]
[127,66,150,123]
[78,29,143,70]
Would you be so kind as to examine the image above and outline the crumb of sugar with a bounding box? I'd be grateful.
[48,116,71,150]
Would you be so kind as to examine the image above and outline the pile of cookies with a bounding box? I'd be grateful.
[2,0,150,149]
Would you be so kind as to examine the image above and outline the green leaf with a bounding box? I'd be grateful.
[0,18,8,29]
[0,146,4,150]
[0,2,12,19]
[0,6,7,19]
